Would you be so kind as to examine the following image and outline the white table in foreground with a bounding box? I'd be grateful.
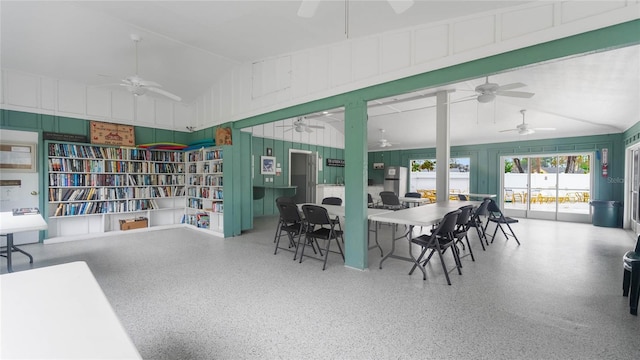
[369,201,480,277]
[1,261,142,359]
[0,211,48,272]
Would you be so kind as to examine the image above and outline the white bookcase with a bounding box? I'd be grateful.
[184,146,224,236]
[46,142,186,239]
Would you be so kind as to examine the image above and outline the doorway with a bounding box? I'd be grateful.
[0,129,41,244]
[501,153,592,222]
[627,145,640,234]
[289,149,317,203]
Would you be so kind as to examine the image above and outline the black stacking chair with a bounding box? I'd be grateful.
[321,197,343,231]
[458,194,468,201]
[468,198,491,250]
[404,192,421,198]
[484,199,520,245]
[379,191,406,210]
[274,197,308,257]
[367,193,376,208]
[453,204,475,262]
[321,197,342,206]
[623,235,640,315]
[409,209,462,284]
[300,204,345,270]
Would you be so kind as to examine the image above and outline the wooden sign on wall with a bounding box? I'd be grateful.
[90,121,135,146]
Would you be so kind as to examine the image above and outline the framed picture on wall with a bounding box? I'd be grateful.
[0,143,36,172]
[261,156,276,175]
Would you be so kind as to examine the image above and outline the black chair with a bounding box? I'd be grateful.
[321,197,343,230]
[367,193,375,208]
[485,199,521,245]
[273,197,308,257]
[458,194,468,201]
[379,191,406,210]
[300,205,345,270]
[453,205,475,262]
[404,192,421,198]
[468,198,491,250]
[409,209,462,284]
[321,197,342,206]
[623,235,640,315]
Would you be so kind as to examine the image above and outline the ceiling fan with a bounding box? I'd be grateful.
[472,77,535,103]
[377,128,396,148]
[298,0,414,18]
[276,117,325,133]
[107,34,181,102]
[500,109,556,135]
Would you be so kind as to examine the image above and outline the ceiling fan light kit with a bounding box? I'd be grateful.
[500,109,556,135]
[477,93,495,103]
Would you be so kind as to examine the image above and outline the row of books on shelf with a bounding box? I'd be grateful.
[200,188,223,199]
[182,212,211,229]
[104,161,184,174]
[48,143,185,162]
[49,186,186,202]
[204,174,223,186]
[202,163,222,173]
[127,174,185,186]
[48,158,104,173]
[205,149,223,160]
[50,173,128,187]
[52,199,160,217]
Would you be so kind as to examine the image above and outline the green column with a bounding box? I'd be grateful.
[343,100,368,269]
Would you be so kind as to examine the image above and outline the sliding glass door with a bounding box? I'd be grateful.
[502,153,592,222]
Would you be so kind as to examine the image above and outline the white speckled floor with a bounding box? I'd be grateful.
[3,217,639,359]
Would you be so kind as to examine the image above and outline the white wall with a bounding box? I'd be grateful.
[1,1,637,144]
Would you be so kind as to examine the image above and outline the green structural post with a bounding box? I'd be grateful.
[343,100,368,270]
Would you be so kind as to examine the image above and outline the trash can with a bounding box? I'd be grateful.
[590,200,622,228]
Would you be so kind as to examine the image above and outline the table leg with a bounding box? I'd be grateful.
[6,233,13,273]
[368,220,383,257]
[379,224,396,268]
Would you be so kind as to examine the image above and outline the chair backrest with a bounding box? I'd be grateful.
[367,193,374,206]
[405,192,421,198]
[635,235,640,253]
[276,198,302,223]
[474,198,491,217]
[456,205,474,226]
[380,191,401,206]
[322,197,342,206]
[432,209,461,239]
[302,204,331,226]
[458,194,468,201]
[487,199,502,214]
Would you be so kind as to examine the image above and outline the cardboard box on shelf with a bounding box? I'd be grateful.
[119,217,148,231]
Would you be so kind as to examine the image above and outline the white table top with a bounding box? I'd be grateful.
[398,197,432,204]
[369,201,480,227]
[0,211,48,235]
[452,193,496,198]
[299,203,392,219]
[1,261,141,359]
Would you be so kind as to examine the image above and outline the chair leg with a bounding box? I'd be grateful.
[273,226,283,255]
[623,268,631,296]
[474,225,486,251]
[435,248,452,285]
[464,234,475,261]
[630,265,639,315]
[504,222,521,245]
[297,234,308,262]
[409,248,428,276]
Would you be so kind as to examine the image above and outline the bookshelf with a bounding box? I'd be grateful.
[46,142,186,239]
[184,146,224,235]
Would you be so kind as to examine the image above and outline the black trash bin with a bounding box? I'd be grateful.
[590,200,622,228]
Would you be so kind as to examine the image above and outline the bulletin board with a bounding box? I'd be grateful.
[90,121,135,146]
[0,143,36,172]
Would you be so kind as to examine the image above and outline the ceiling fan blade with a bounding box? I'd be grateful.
[137,79,161,87]
[283,127,294,133]
[387,0,414,14]
[496,90,535,98]
[146,87,182,102]
[499,129,519,133]
[297,0,320,18]
[275,125,292,128]
[496,82,526,91]
[304,127,314,133]
[533,127,556,131]
[306,125,325,129]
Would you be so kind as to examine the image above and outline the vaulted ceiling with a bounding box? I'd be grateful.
[2,1,638,150]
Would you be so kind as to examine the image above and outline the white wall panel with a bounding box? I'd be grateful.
[86,87,111,118]
[6,72,38,108]
[291,52,310,99]
[502,4,555,40]
[452,16,496,54]
[218,73,233,121]
[111,91,134,122]
[381,31,412,73]
[40,77,56,111]
[57,80,86,115]
[331,43,352,87]
[155,100,173,128]
[352,37,380,81]
[307,47,330,94]
[135,96,155,126]
[561,1,626,24]
[414,25,449,64]
[175,103,194,129]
